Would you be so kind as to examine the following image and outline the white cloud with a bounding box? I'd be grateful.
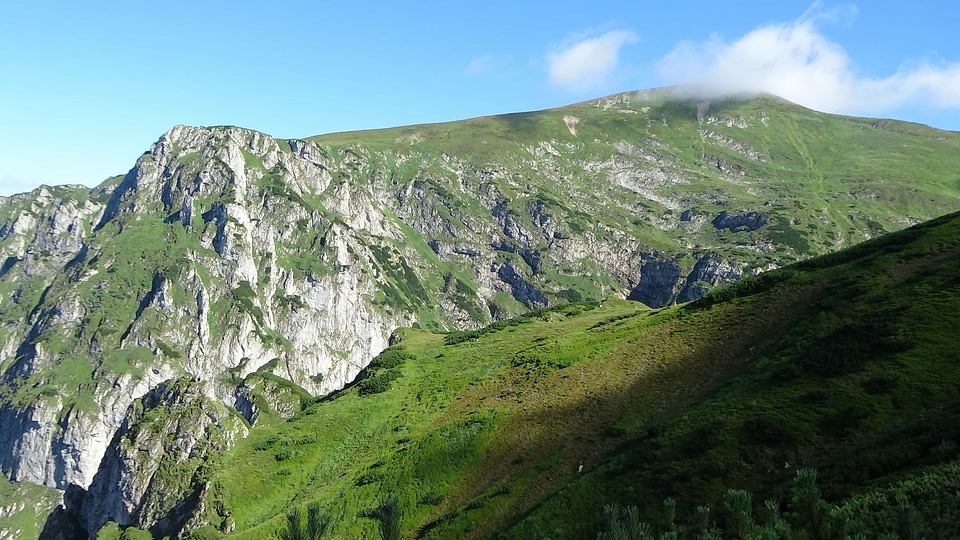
[548,30,637,91]
[656,16,960,115]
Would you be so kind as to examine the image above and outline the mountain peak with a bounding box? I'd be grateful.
[2,90,960,538]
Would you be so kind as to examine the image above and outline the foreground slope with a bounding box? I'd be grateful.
[204,210,960,539]
[3,89,960,536]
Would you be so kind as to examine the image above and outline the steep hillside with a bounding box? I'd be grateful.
[185,210,960,539]
[313,89,960,288]
[1,89,960,537]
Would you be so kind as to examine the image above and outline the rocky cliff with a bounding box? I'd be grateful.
[1,90,960,537]
[70,377,246,538]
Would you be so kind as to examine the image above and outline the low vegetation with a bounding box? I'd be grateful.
[8,92,960,539]
[167,210,960,539]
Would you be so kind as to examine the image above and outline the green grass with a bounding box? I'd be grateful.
[302,91,960,312]
[6,92,960,539]
[0,475,61,539]
[199,210,960,539]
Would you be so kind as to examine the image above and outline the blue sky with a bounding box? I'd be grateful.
[2,1,959,196]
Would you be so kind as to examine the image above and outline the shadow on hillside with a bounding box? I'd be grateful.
[431,224,960,538]
[418,290,814,538]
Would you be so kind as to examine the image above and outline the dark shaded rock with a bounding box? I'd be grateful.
[38,494,87,540]
[677,254,743,303]
[712,211,768,232]
[497,262,548,308]
[628,259,682,308]
[428,240,482,258]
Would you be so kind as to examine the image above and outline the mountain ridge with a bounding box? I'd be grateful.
[1,89,960,537]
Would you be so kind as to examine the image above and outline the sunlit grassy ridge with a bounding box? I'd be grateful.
[198,210,960,538]
[311,91,960,264]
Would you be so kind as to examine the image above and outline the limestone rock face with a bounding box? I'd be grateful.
[70,377,247,539]
[0,128,413,501]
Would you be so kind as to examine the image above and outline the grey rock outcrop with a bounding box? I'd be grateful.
[68,377,246,539]
[712,210,768,232]
[234,374,303,424]
[628,258,683,307]
[677,253,744,303]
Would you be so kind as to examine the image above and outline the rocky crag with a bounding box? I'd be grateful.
[1,90,960,537]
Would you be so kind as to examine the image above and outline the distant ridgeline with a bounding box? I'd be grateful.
[0,89,960,538]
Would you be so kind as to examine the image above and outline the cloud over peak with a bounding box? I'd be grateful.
[548,30,637,91]
[656,16,960,115]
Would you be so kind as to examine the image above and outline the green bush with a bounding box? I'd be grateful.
[741,417,796,446]
[371,496,402,540]
[587,462,960,538]
[357,371,400,396]
[279,502,330,540]
[368,348,413,370]
[444,301,600,345]
[182,525,221,540]
[555,288,583,303]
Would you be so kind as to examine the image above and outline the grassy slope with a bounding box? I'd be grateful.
[0,475,61,539]
[310,92,960,264]
[209,210,960,538]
